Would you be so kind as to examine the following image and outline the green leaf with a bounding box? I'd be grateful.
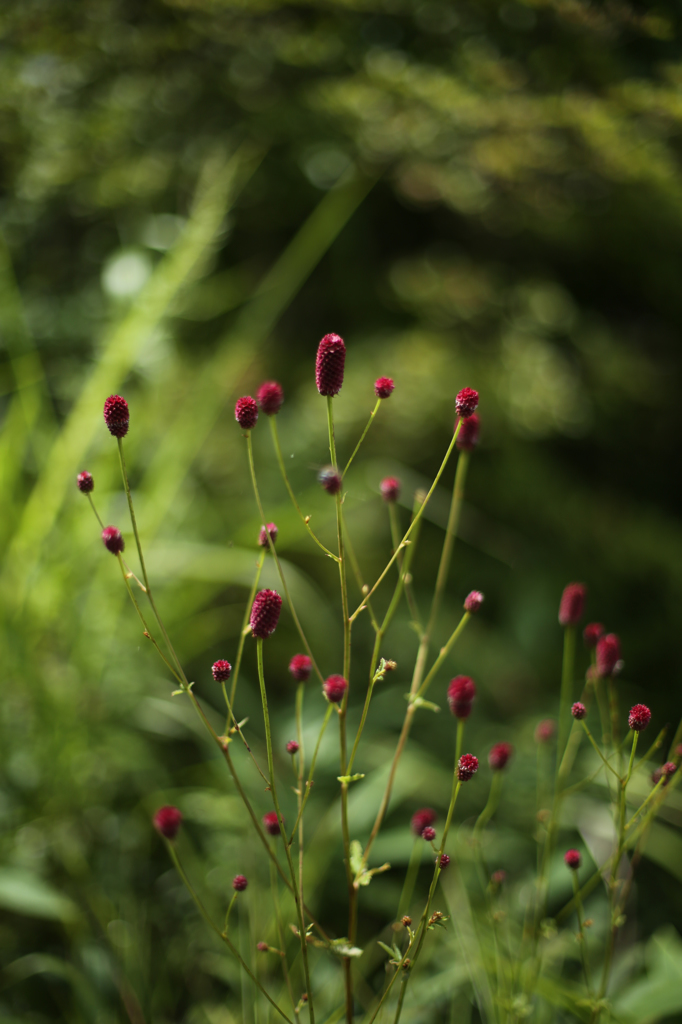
[0,870,80,922]
[337,773,365,784]
[377,941,395,957]
[349,840,364,877]
[406,695,441,713]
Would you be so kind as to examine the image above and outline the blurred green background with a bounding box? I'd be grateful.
[2,1,682,1021]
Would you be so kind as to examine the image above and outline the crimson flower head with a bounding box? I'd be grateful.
[456,413,480,452]
[488,742,513,771]
[437,853,450,870]
[558,583,587,627]
[653,762,677,786]
[535,719,555,743]
[411,808,436,836]
[596,634,621,677]
[250,589,282,639]
[457,753,479,782]
[380,477,400,503]
[464,590,484,614]
[628,704,651,732]
[257,381,284,416]
[318,466,342,494]
[421,826,436,842]
[263,811,281,836]
[583,622,604,648]
[258,522,278,548]
[154,805,182,840]
[316,333,346,396]
[286,740,299,755]
[233,875,248,891]
[564,849,581,870]
[323,675,348,704]
[447,676,476,719]
[455,387,479,419]
[235,396,258,430]
[212,660,232,683]
[102,526,125,555]
[289,654,312,682]
[374,376,395,399]
[103,394,129,437]
[491,869,506,885]
[664,761,678,777]
[571,702,587,720]
[257,941,269,952]
[77,471,94,493]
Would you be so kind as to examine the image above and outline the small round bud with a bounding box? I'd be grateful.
[316,333,346,396]
[323,675,348,704]
[286,740,299,755]
[102,526,125,555]
[628,703,651,732]
[437,853,450,869]
[380,476,400,503]
[263,811,282,836]
[664,761,678,777]
[447,676,476,719]
[77,471,94,493]
[318,466,342,494]
[491,869,506,885]
[464,590,484,614]
[250,589,282,639]
[233,875,248,891]
[154,805,182,839]
[535,719,555,743]
[571,702,587,721]
[256,381,284,415]
[455,387,479,419]
[103,394,129,437]
[583,622,604,648]
[235,396,258,430]
[421,826,436,842]
[596,634,621,677]
[411,808,436,836]
[258,522,278,548]
[457,753,479,781]
[289,654,312,682]
[655,762,678,786]
[374,376,395,399]
[558,583,586,627]
[257,942,269,952]
[488,742,513,771]
[401,915,412,927]
[456,413,480,451]
[212,660,232,682]
[564,849,581,870]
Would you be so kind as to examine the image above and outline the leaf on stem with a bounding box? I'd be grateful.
[337,773,365,785]
[406,695,441,713]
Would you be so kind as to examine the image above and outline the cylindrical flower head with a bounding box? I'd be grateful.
[315,333,346,396]
[596,634,621,677]
[628,704,651,732]
[250,589,282,639]
[421,826,436,842]
[411,808,436,836]
[374,376,395,399]
[77,471,94,493]
[212,660,232,682]
[535,719,555,743]
[583,622,604,648]
[256,380,284,415]
[488,742,513,771]
[318,466,342,494]
[564,849,581,870]
[263,811,282,836]
[286,740,299,754]
[455,387,479,419]
[154,805,182,839]
[447,676,476,719]
[235,396,258,430]
[323,674,348,704]
[663,761,678,778]
[103,394,129,437]
[289,654,312,682]
[380,476,400,503]
[437,853,450,870]
[233,875,248,891]
[258,522,278,548]
[558,583,587,627]
[457,753,479,782]
[102,526,125,555]
[464,590,484,614]
[456,413,480,451]
[571,702,587,720]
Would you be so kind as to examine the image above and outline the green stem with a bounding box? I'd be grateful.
[295,682,305,902]
[473,771,503,843]
[343,398,381,476]
[557,627,576,767]
[412,612,470,702]
[221,684,270,785]
[270,854,298,1020]
[287,705,334,844]
[580,721,621,779]
[397,839,423,921]
[572,871,592,995]
[228,547,266,729]
[224,891,238,933]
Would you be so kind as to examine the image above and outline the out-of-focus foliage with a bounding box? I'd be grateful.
[2,1,682,1020]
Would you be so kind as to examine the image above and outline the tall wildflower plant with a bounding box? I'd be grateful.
[79,343,681,1024]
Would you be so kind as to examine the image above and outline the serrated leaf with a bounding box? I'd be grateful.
[349,840,364,877]
[337,773,365,784]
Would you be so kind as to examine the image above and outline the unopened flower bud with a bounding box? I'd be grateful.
[447,676,476,719]
[455,413,480,451]
[564,849,581,870]
[289,654,312,682]
[535,719,555,743]
[380,476,400,502]
[102,526,125,555]
[103,394,129,437]
[374,376,395,399]
[235,396,258,430]
[250,589,282,639]
[257,942,269,952]
[438,853,450,869]
[263,811,282,836]
[286,740,299,754]
[401,915,412,927]
[491,869,506,885]
[212,660,232,682]
[464,590,484,614]
[558,583,586,627]
[77,471,94,493]
[411,808,436,836]
[258,522,278,548]
[318,466,342,494]
[571,702,587,720]
[488,742,513,771]
[154,805,182,839]
[583,622,604,648]
[628,704,651,732]
[233,875,248,891]
[323,675,348,704]
[421,826,436,842]
[315,333,346,396]
[256,381,284,415]
[596,633,621,677]
[457,753,479,781]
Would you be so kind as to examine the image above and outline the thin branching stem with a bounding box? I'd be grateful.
[343,398,381,476]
